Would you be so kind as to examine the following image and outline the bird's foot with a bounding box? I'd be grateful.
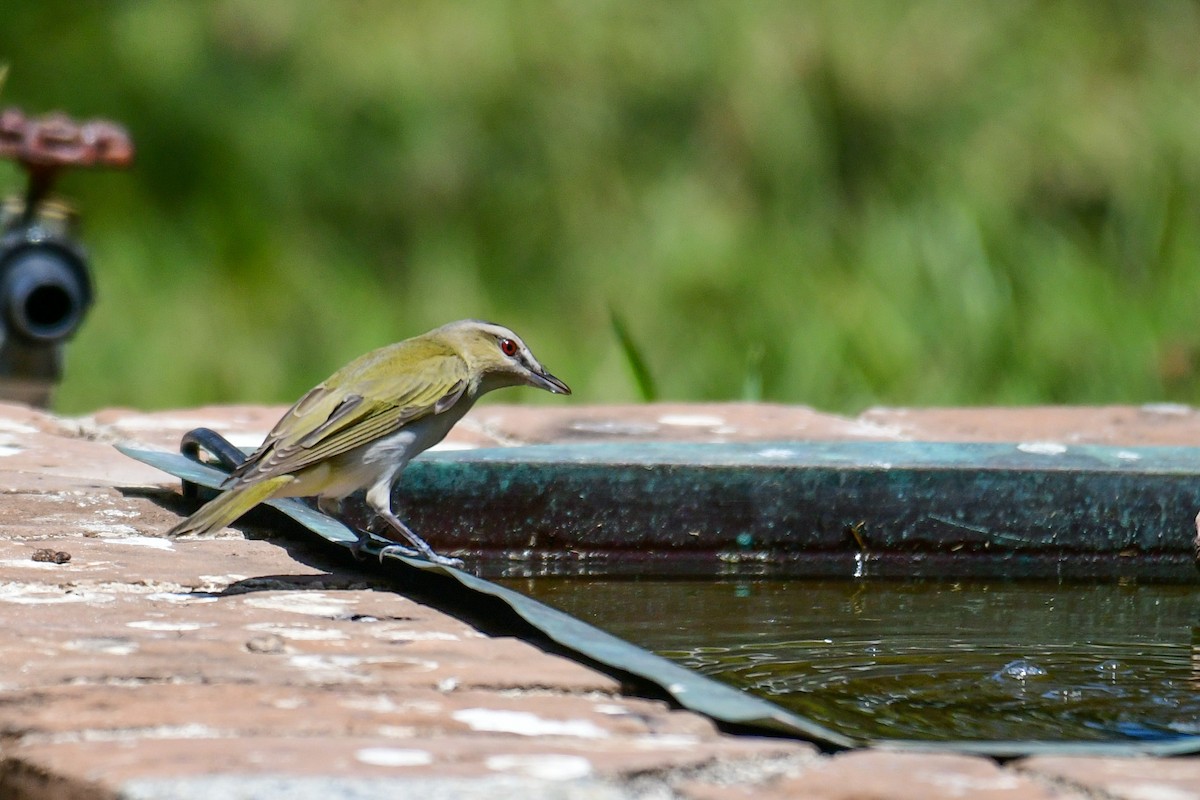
[348,532,373,561]
[375,510,465,568]
[377,543,421,561]
[378,543,464,569]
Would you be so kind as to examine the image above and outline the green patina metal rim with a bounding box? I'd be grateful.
[117,441,1200,757]
[391,440,1200,581]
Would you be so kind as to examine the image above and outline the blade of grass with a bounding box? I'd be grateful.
[742,343,765,402]
[610,308,658,402]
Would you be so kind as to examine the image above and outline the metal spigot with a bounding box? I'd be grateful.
[0,107,134,407]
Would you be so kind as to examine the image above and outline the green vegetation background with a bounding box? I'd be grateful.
[3,2,1199,414]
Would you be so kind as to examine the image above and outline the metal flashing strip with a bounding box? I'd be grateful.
[117,442,855,750]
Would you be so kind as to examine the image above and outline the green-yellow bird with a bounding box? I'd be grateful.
[168,319,571,564]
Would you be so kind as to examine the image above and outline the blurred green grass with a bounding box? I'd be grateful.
[2,2,1199,414]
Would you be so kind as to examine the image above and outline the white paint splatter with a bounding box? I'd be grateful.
[271,696,307,710]
[486,754,593,781]
[0,583,113,605]
[244,622,348,641]
[64,638,138,656]
[568,420,659,436]
[341,695,400,713]
[343,695,446,714]
[288,654,438,682]
[377,725,419,739]
[90,533,174,550]
[429,441,479,452]
[127,620,212,632]
[369,627,460,643]
[845,420,910,439]
[197,574,249,586]
[1140,402,1192,416]
[46,489,89,500]
[658,413,725,427]
[929,772,1022,793]
[1017,442,1068,456]
[146,592,219,604]
[287,654,368,682]
[33,723,224,745]
[354,747,433,767]
[244,592,354,617]
[633,734,700,749]
[83,523,139,536]
[0,558,63,570]
[1113,784,1200,800]
[452,708,608,739]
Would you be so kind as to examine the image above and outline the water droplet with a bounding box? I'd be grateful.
[1042,688,1083,702]
[993,659,1048,682]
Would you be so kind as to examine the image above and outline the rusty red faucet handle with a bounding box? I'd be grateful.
[0,107,134,214]
[0,107,134,170]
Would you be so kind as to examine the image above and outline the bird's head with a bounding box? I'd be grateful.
[436,319,571,396]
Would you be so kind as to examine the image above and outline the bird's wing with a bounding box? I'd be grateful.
[229,346,468,483]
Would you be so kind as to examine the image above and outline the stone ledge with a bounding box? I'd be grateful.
[2,401,1198,798]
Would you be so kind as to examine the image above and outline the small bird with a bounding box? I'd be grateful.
[168,319,570,565]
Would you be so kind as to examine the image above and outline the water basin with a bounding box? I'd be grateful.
[500,577,1200,743]
[125,437,1200,752]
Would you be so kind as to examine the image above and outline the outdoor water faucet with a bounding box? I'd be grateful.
[0,107,133,407]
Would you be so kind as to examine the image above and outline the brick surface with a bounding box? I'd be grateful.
[1018,756,1200,800]
[683,750,1085,800]
[2,401,1198,798]
[465,401,1200,446]
[859,403,1200,445]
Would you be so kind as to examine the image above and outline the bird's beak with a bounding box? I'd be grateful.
[530,368,571,395]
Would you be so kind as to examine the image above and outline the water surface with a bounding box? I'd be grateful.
[500,577,1200,742]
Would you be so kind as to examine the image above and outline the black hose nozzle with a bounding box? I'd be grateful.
[0,224,93,407]
[0,235,91,344]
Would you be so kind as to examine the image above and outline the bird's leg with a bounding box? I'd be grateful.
[365,482,463,568]
[359,502,422,561]
[315,495,420,561]
[376,508,464,568]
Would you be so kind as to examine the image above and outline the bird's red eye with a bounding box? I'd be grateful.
[499,338,519,357]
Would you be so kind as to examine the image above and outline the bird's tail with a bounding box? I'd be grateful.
[167,475,295,537]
